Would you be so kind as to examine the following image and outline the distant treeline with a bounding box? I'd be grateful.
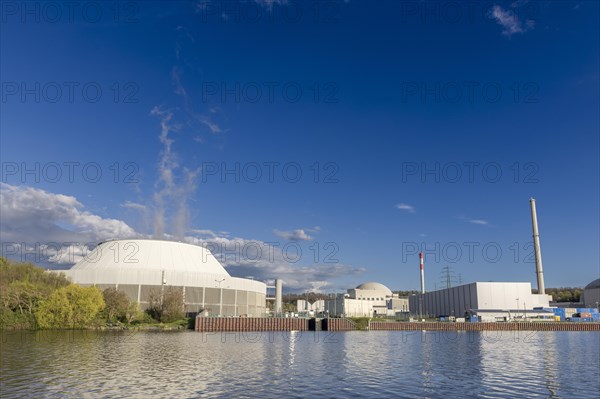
[540,287,582,303]
[0,258,187,329]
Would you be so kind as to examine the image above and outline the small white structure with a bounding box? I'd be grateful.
[409,282,551,318]
[582,279,600,308]
[60,239,267,316]
[297,299,325,315]
[324,282,408,317]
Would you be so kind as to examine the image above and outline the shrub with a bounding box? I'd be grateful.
[35,285,105,329]
[102,288,130,323]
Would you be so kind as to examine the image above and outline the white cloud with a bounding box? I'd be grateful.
[469,219,489,226]
[0,184,364,291]
[490,5,534,37]
[199,115,222,134]
[189,229,230,238]
[0,184,137,265]
[121,201,146,211]
[305,226,321,234]
[184,232,364,291]
[273,229,313,241]
[395,203,416,213]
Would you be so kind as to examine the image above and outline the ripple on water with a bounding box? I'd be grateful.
[1,330,599,398]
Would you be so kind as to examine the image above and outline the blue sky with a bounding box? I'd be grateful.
[1,0,598,292]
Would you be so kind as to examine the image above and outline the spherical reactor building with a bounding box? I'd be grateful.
[63,239,266,316]
[353,282,394,298]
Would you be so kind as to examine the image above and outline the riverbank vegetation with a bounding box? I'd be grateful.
[0,258,188,330]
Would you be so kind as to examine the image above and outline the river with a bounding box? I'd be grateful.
[1,330,599,398]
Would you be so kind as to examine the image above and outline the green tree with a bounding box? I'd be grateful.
[0,258,71,328]
[102,287,130,323]
[35,285,105,329]
[124,302,141,324]
[162,287,184,322]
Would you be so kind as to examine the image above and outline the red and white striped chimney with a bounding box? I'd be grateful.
[419,252,425,294]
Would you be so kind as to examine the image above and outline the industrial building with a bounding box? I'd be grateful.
[324,282,409,317]
[297,299,325,316]
[582,278,600,308]
[61,239,267,316]
[408,198,557,320]
[408,282,552,318]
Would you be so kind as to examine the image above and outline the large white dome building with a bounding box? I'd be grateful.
[62,239,266,316]
[324,282,408,317]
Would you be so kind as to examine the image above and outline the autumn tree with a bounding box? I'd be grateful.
[35,285,105,329]
[102,287,130,323]
[0,258,71,328]
[124,302,141,324]
[147,287,184,323]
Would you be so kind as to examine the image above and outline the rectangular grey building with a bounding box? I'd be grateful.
[408,282,551,318]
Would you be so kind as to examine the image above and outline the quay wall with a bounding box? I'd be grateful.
[195,317,600,332]
[195,317,309,332]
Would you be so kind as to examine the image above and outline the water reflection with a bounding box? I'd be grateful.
[1,330,599,398]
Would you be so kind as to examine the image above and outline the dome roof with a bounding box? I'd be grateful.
[70,239,230,276]
[585,278,600,290]
[355,282,393,296]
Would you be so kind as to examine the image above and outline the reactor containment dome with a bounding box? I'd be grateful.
[62,239,267,316]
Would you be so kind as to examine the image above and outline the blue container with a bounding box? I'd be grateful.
[469,316,479,323]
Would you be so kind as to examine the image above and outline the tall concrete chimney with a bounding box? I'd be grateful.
[419,252,425,294]
[275,279,283,315]
[529,198,545,294]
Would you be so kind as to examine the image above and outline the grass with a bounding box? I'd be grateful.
[346,317,371,330]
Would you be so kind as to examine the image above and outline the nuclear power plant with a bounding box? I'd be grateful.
[408,198,554,320]
[59,198,598,323]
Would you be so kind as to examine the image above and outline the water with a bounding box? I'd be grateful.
[1,330,599,398]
